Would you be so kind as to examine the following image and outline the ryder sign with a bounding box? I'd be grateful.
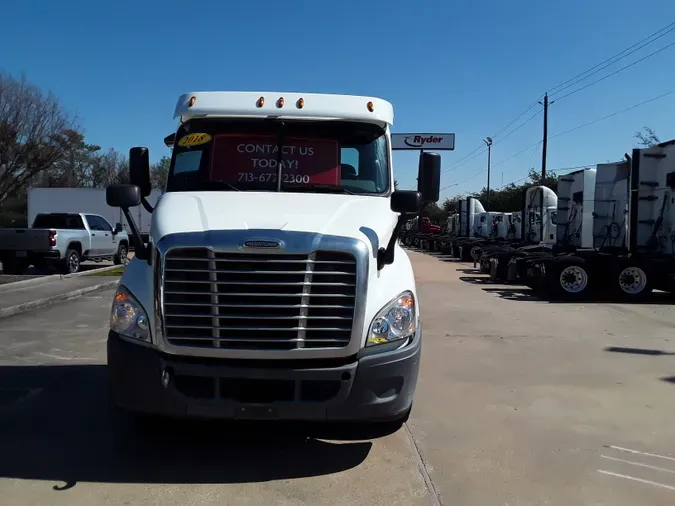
[391,133,455,151]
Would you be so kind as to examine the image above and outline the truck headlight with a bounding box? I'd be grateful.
[110,285,151,342]
[367,291,416,346]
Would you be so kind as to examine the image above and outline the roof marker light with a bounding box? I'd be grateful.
[277,97,285,108]
[367,101,374,112]
[296,98,304,109]
[188,96,196,107]
[256,96,265,108]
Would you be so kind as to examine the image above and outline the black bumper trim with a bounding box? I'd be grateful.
[107,326,421,422]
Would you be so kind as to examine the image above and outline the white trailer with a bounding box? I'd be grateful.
[528,140,675,301]
[28,187,164,240]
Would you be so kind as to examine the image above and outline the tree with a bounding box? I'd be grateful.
[36,129,100,187]
[0,72,80,203]
[441,196,461,214]
[441,167,561,215]
[87,148,129,188]
[635,126,660,148]
[150,156,170,189]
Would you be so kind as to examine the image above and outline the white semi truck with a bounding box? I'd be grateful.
[104,91,441,426]
[528,141,675,300]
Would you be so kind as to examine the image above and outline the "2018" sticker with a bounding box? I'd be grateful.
[177,133,212,147]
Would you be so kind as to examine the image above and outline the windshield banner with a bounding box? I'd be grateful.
[212,135,340,185]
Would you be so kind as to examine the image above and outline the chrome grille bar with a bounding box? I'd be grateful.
[162,248,357,351]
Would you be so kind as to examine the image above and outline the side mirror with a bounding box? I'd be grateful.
[391,190,423,214]
[107,184,141,208]
[417,152,441,203]
[130,147,151,198]
[114,222,123,233]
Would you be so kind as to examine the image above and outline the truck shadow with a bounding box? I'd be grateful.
[0,365,373,489]
[458,275,496,286]
[461,277,675,305]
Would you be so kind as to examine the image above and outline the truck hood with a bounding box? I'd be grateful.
[151,191,397,254]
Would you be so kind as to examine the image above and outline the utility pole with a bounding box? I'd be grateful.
[539,93,549,179]
[484,137,492,212]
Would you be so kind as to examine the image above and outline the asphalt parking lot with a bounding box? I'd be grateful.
[0,250,674,505]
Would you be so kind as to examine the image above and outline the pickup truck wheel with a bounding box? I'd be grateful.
[61,248,81,275]
[114,244,129,266]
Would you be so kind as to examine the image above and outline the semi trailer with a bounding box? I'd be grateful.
[527,141,675,301]
[104,91,442,427]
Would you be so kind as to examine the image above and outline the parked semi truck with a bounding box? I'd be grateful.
[485,185,558,281]
[527,141,675,301]
[104,91,441,427]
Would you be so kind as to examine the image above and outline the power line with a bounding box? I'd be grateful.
[440,88,675,195]
[489,97,544,139]
[437,108,543,182]
[549,89,675,139]
[437,21,675,186]
[553,41,675,102]
[547,21,675,96]
[493,109,542,146]
[440,141,542,192]
[493,163,601,191]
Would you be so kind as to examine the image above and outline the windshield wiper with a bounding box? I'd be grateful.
[286,184,358,195]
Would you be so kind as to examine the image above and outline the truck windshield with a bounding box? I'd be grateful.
[166,119,390,195]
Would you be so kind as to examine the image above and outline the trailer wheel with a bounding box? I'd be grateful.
[615,265,652,301]
[547,256,592,300]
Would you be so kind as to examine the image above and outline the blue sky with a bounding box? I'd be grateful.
[3,0,675,201]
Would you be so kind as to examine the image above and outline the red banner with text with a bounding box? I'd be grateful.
[211,135,340,186]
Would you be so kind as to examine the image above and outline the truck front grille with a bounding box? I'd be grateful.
[162,248,357,350]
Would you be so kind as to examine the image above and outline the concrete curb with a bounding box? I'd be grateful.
[64,264,125,278]
[3,263,125,290]
[0,279,119,320]
[2,274,62,291]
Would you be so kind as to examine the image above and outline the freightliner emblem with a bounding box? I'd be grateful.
[243,240,281,249]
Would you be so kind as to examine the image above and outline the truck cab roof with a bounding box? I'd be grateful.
[173,91,394,127]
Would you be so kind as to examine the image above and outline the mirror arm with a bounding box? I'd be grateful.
[141,197,154,214]
[121,206,148,260]
[377,213,411,270]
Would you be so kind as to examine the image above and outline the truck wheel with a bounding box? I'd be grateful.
[61,248,81,275]
[615,264,652,301]
[114,243,129,266]
[547,256,592,301]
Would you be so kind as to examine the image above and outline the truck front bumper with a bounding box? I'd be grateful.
[107,326,421,422]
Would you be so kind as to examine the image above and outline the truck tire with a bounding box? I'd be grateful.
[546,256,592,301]
[61,248,81,275]
[614,263,652,302]
[114,243,129,266]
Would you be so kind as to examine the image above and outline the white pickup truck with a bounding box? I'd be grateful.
[104,91,442,428]
[0,212,130,274]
